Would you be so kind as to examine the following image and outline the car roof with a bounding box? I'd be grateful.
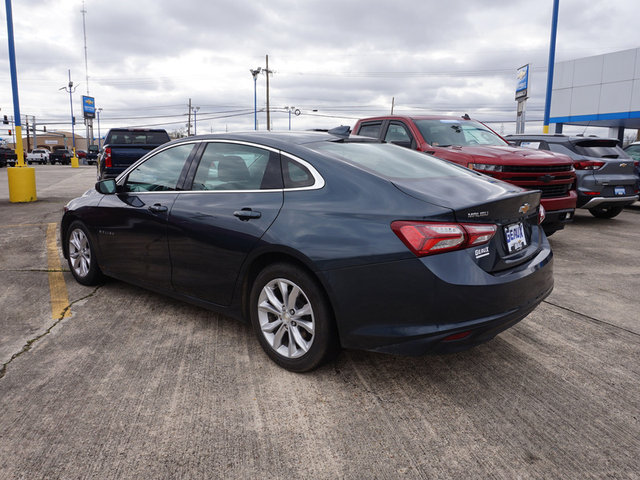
[167,130,375,151]
[506,134,621,143]
[359,115,474,122]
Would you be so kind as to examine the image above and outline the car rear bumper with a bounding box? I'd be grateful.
[321,239,553,355]
[579,195,638,209]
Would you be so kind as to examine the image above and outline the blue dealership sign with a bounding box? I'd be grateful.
[83,96,96,119]
[515,64,529,100]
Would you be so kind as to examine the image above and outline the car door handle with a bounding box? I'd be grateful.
[148,203,168,213]
[233,208,261,220]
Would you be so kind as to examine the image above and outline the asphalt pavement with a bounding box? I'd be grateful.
[1,165,639,479]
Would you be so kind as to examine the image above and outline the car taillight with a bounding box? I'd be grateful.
[573,160,604,170]
[538,204,546,225]
[104,147,112,168]
[391,221,497,257]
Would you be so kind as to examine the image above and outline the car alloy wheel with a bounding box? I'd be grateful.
[250,263,338,372]
[257,277,316,359]
[66,221,103,286]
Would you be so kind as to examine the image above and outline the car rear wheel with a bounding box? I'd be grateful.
[66,221,103,286]
[250,263,339,372]
[588,206,623,219]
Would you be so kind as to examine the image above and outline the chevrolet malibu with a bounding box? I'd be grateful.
[61,131,553,372]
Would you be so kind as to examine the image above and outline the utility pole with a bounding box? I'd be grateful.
[81,1,93,147]
[25,115,30,151]
[265,54,272,131]
[187,98,192,136]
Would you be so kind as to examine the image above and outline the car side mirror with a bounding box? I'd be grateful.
[95,179,117,194]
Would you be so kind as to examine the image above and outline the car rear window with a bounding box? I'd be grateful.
[573,140,629,159]
[107,131,170,144]
[308,142,470,179]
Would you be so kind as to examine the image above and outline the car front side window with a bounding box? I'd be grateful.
[123,144,195,192]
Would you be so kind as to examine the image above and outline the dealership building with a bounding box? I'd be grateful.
[549,47,640,141]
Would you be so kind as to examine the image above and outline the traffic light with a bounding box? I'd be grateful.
[3,115,8,124]
[8,129,12,135]
[43,126,47,132]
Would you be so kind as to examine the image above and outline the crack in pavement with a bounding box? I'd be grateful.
[543,299,640,337]
[0,285,102,381]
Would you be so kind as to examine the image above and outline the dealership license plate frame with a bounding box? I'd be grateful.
[504,222,527,253]
[614,186,626,196]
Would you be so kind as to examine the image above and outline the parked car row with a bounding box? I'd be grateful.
[353,115,579,236]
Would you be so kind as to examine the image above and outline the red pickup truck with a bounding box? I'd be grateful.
[353,115,577,235]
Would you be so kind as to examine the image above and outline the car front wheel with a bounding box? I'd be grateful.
[66,221,103,285]
[250,263,339,372]
[588,206,623,219]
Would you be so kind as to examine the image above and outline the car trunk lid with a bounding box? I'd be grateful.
[392,175,544,272]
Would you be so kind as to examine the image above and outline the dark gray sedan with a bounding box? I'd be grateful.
[61,131,553,371]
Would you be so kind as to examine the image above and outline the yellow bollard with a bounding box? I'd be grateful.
[71,155,79,168]
[7,166,37,203]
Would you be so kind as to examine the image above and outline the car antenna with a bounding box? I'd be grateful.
[462,113,471,120]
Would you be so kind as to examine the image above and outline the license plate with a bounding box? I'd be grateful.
[504,222,527,253]
[615,186,626,196]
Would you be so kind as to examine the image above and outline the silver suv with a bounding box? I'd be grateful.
[507,134,638,218]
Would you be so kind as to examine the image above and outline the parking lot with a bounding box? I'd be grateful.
[0,165,639,479]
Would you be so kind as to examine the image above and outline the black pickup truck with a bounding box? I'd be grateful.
[98,128,170,180]
[49,146,72,165]
[0,146,18,167]
[86,144,99,165]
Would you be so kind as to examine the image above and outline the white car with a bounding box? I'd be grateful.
[26,148,49,165]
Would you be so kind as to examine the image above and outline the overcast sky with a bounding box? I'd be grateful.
[1,0,638,139]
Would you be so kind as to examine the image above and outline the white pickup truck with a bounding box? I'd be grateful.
[26,148,49,165]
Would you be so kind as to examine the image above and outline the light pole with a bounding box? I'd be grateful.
[5,0,37,202]
[285,106,300,130]
[192,106,200,135]
[250,67,261,130]
[96,107,102,149]
[59,70,78,165]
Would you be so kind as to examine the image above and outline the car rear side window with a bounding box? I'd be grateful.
[123,144,195,192]
[191,142,281,191]
[384,123,413,145]
[282,158,314,188]
[548,143,577,158]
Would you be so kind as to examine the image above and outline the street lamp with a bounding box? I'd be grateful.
[285,106,301,130]
[59,69,78,161]
[250,67,261,130]
[192,106,200,135]
[96,107,102,149]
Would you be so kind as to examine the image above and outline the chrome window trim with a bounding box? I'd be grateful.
[116,139,326,194]
[115,141,202,185]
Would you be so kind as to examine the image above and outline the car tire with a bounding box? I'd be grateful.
[250,263,339,372]
[66,221,104,286]
[588,206,623,219]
